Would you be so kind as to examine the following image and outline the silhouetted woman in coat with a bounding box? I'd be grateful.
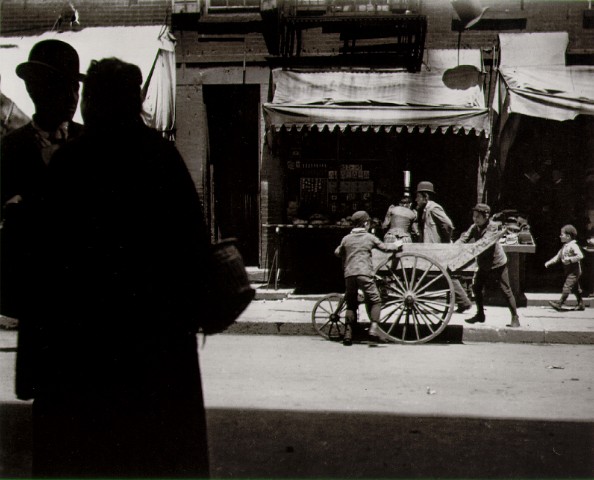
[32,58,210,478]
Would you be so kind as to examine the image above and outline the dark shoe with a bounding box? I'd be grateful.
[343,325,353,346]
[575,302,586,311]
[465,313,485,324]
[506,315,520,328]
[456,304,472,314]
[351,322,364,340]
[548,301,564,311]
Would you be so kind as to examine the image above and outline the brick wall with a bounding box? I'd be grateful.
[4,1,593,54]
[1,0,170,36]
[295,0,594,55]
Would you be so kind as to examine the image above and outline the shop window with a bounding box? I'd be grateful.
[286,159,378,223]
[207,0,260,11]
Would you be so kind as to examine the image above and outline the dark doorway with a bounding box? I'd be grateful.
[203,85,260,266]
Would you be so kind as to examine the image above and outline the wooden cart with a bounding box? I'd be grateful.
[311,230,508,344]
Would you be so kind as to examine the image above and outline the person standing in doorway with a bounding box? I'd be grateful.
[415,181,473,313]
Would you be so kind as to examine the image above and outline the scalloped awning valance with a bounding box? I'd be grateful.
[263,66,490,137]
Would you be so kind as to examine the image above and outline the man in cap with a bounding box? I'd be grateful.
[1,40,84,398]
[415,181,473,312]
[335,210,401,345]
[457,203,520,327]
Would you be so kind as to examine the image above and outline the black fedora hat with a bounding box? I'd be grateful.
[16,39,84,82]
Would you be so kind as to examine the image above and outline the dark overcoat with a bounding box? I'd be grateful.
[28,123,211,478]
[1,122,84,403]
[1,121,84,319]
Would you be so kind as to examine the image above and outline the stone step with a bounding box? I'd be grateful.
[253,285,293,300]
[245,267,267,283]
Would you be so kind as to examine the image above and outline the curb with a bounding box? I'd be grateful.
[225,322,594,345]
[254,288,594,307]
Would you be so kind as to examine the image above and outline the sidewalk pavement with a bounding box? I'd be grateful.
[228,290,594,345]
[1,293,592,346]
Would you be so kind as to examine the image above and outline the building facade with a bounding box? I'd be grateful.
[2,0,594,290]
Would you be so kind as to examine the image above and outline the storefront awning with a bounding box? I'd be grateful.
[0,26,176,137]
[494,32,594,122]
[264,57,490,136]
[264,103,489,135]
[494,65,594,122]
[491,32,594,174]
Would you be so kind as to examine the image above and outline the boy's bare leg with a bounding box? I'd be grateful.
[368,303,390,340]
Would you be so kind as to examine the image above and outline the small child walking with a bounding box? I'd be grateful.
[545,224,586,311]
[334,211,401,346]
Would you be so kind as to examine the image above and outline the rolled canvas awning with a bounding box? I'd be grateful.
[495,65,594,122]
[494,32,594,122]
[264,52,490,136]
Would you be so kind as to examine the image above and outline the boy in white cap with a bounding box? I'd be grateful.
[335,210,401,345]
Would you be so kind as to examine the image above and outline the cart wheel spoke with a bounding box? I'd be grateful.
[414,272,446,297]
[411,309,422,340]
[382,300,403,318]
[411,264,431,293]
[416,301,448,313]
[317,303,335,316]
[399,261,410,291]
[416,288,451,299]
[382,305,405,336]
[409,256,418,290]
[414,301,440,323]
[401,309,410,339]
[385,269,407,295]
[380,302,404,323]
[376,276,406,297]
[412,305,436,333]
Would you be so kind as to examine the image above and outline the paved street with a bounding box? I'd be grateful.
[199,336,594,421]
[1,334,593,477]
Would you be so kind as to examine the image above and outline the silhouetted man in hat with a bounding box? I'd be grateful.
[1,40,84,399]
[415,181,473,312]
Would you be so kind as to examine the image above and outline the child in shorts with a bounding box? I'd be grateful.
[334,210,401,345]
[545,224,586,311]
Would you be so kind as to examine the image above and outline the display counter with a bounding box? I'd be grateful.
[263,224,352,293]
[501,243,536,307]
[264,224,536,301]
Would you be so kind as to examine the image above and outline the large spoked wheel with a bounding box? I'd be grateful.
[374,252,455,344]
[311,294,347,341]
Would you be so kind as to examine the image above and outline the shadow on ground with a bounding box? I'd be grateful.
[2,403,592,478]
